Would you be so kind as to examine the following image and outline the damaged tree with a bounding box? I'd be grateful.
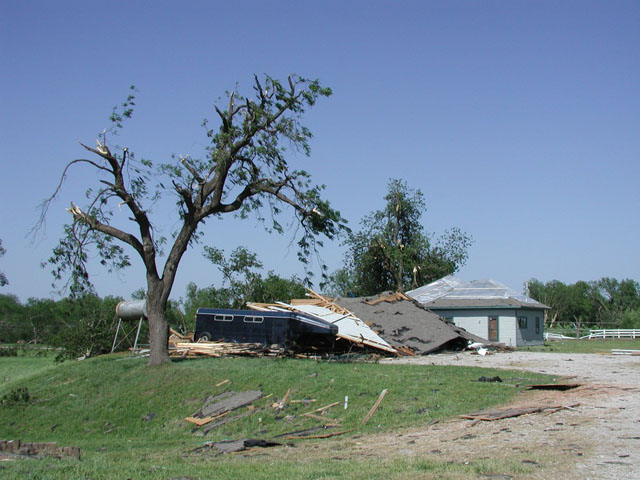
[37,75,347,366]
[332,179,472,296]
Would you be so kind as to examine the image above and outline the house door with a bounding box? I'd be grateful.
[488,316,499,342]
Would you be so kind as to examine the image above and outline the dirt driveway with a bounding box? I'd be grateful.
[378,351,640,479]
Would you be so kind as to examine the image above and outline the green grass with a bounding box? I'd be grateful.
[0,353,553,479]
[0,348,58,387]
[522,338,640,354]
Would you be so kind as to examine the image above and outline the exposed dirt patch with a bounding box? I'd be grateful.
[378,351,640,479]
[253,352,640,479]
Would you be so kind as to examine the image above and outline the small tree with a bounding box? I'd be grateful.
[332,179,472,296]
[203,245,306,307]
[38,75,347,365]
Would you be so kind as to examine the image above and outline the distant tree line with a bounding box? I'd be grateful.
[0,247,306,360]
[528,278,640,331]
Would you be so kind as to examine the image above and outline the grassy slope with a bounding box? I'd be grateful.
[0,352,552,479]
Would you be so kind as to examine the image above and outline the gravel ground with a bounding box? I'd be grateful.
[380,351,640,479]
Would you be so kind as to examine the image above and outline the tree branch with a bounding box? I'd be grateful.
[67,202,145,259]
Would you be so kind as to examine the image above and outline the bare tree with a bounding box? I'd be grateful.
[37,75,347,365]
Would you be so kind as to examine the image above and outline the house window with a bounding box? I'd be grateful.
[214,314,233,322]
[518,316,528,329]
[535,317,540,334]
[243,316,264,324]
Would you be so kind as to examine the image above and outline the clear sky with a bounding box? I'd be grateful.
[1,0,638,302]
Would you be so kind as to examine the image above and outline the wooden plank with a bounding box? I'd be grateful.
[276,388,291,410]
[361,389,388,425]
[303,401,340,416]
[184,415,215,426]
[283,429,354,440]
[184,410,231,426]
[303,412,341,425]
[460,403,580,421]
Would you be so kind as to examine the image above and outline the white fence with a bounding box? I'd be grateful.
[544,329,640,341]
[586,329,640,339]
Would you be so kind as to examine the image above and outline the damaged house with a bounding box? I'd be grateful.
[407,276,549,347]
[332,293,488,354]
[258,291,486,355]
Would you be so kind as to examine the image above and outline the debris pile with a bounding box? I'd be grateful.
[460,403,580,422]
[188,438,281,455]
[0,440,81,460]
[332,292,488,354]
[170,341,274,358]
[168,289,497,358]
[248,290,397,354]
[185,390,263,435]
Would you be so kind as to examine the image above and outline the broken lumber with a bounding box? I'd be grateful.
[364,292,411,305]
[274,388,291,410]
[283,429,353,440]
[362,388,388,425]
[460,403,580,422]
[202,409,258,435]
[185,415,216,426]
[188,438,281,455]
[302,401,340,416]
[303,412,341,426]
[170,341,270,358]
[0,440,81,460]
[188,390,262,428]
[526,383,581,391]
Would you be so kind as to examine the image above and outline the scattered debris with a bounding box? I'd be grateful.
[186,390,263,429]
[202,409,258,435]
[611,349,640,356]
[188,438,281,455]
[460,403,580,422]
[274,425,337,438]
[362,389,388,425]
[303,401,340,416]
[169,327,193,343]
[273,389,291,411]
[250,290,397,354]
[171,342,272,358]
[302,412,341,426]
[198,390,263,418]
[282,429,353,440]
[526,383,581,391]
[0,440,81,460]
[333,293,489,354]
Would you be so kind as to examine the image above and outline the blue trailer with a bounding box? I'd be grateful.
[194,308,338,350]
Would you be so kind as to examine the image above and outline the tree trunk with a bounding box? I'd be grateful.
[146,279,170,366]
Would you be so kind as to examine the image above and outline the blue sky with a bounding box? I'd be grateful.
[1,0,638,302]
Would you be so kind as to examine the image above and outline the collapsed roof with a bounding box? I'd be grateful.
[247,293,396,354]
[407,275,549,309]
[333,292,488,354]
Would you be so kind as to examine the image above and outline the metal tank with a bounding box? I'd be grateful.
[115,299,147,320]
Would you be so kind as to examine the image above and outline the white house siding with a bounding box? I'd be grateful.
[429,308,517,345]
[514,309,544,346]
[427,308,544,347]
